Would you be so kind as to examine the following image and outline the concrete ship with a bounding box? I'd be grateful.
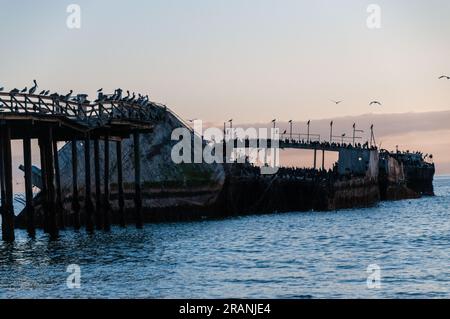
[16,105,435,227]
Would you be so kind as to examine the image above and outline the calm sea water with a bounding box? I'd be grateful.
[1,177,449,299]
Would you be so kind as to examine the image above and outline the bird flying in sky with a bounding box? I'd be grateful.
[438,75,450,80]
[369,101,382,106]
[330,100,343,105]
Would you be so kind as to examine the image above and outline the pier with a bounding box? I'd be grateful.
[0,91,160,242]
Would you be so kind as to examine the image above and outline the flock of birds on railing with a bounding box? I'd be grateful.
[0,80,154,108]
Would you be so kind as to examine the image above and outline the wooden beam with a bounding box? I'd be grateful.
[94,139,103,230]
[84,137,94,232]
[322,149,325,171]
[71,140,81,229]
[53,140,65,230]
[116,140,125,227]
[1,126,15,242]
[23,137,35,237]
[133,132,143,229]
[38,136,49,233]
[45,127,58,239]
[103,136,111,231]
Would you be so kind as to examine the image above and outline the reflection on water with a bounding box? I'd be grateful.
[1,177,450,298]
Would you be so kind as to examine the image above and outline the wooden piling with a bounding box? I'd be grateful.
[38,137,49,233]
[23,137,35,237]
[94,138,103,230]
[71,140,81,229]
[116,140,125,227]
[0,135,6,227]
[1,126,15,242]
[133,132,143,229]
[313,148,317,170]
[84,137,94,232]
[103,136,111,231]
[45,127,58,239]
[322,149,325,171]
[53,140,65,230]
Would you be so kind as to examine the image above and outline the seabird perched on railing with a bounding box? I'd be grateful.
[122,90,131,102]
[9,88,19,96]
[39,90,46,95]
[29,80,38,95]
[64,90,73,101]
[0,87,4,92]
[20,87,27,93]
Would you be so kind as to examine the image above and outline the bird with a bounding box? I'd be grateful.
[21,87,27,93]
[330,100,343,105]
[438,75,450,80]
[0,87,4,92]
[9,88,19,95]
[28,80,38,94]
[369,101,382,106]
[97,88,103,93]
[39,90,46,95]
[282,130,287,134]
[64,90,73,100]
[122,90,130,102]
[44,90,50,96]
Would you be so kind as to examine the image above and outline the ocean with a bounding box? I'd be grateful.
[0,176,449,298]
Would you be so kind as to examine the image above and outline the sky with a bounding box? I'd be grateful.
[1,0,450,187]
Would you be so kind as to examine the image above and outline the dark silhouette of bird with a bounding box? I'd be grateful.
[369,101,382,106]
[282,130,287,134]
[9,88,19,95]
[122,90,131,102]
[438,75,450,80]
[330,100,343,105]
[39,90,46,95]
[0,87,4,92]
[29,80,38,94]
[97,88,103,93]
[64,90,73,100]
[44,90,50,96]
[21,87,27,93]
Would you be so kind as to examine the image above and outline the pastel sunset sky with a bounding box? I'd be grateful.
[1,0,449,187]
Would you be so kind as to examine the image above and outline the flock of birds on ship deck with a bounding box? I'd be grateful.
[0,80,152,107]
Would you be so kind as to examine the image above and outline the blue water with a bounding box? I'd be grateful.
[1,177,449,299]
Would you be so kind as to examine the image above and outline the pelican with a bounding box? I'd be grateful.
[438,75,450,80]
[28,80,38,94]
[369,101,382,106]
